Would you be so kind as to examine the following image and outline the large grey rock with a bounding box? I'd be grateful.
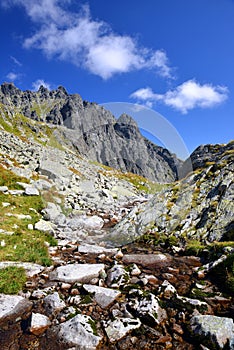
[106,265,129,288]
[51,314,101,350]
[83,284,121,308]
[43,292,66,316]
[78,244,118,256]
[39,158,73,182]
[42,202,62,221]
[0,294,33,327]
[67,215,104,231]
[105,317,141,342]
[30,312,51,335]
[24,186,40,196]
[35,219,55,233]
[189,315,234,349]
[50,263,105,284]
[128,292,167,326]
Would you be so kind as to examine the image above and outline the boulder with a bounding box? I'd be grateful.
[105,317,141,342]
[35,219,55,233]
[43,292,66,317]
[50,314,101,350]
[50,263,105,284]
[78,244,118,256]
[30,312,51,335]
[24,186,40,196]
[107,265,129,288]
[0,294,32,327]
[189,314,234,349]
[128,291,167,326]
[83,284,121,308]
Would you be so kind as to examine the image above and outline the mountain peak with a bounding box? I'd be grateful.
[117,113,138,128]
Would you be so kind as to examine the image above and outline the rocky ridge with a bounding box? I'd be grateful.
[0,82,181,183]
[0,89,234,349]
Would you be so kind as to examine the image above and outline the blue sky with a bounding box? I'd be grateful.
[0,0,233,158]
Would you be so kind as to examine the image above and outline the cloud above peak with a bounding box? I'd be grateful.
[130,80,229,113]
[3,0,174,80]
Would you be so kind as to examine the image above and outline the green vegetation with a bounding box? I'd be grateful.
[212,252,234,294]
[0,164,29,189]
[0,166,56,271]
[0,266,27,294]
[98,166,168,194]
[185,239,206,256]
[136,231,179,248]
[0,104,65,151]
[0,104,38,139]
[88,318,98,335]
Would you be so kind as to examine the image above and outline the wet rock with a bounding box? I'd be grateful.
[189,314,234,349]
[105,317,141,342]
[83,284,121,308]
[50,263,105,284]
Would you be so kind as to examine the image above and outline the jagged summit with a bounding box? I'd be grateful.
[0,82,181,183]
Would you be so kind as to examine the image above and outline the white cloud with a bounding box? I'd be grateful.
[130,87,158,100]
[3,1,173,80]
[10,56,22,66]
[6,72,20,81]
[147,50,174,78]
[130,80,229,113]
[32,79,51,91]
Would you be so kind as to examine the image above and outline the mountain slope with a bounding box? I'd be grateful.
[106,141,234,247]
[0,82,181,183]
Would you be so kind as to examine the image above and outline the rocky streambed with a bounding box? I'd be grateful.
[1,235,234,350]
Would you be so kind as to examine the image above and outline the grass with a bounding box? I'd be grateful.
[0,266,27,294]
[0,166,56,267]
[98,167,168,194]
[184,239,206,256]
[0,164,29,189]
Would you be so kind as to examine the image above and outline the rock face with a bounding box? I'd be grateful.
[0,82,180,182]
[107,145,234,246]
[182,141,234,174]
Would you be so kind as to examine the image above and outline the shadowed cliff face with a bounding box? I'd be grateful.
[0,83,181,183]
